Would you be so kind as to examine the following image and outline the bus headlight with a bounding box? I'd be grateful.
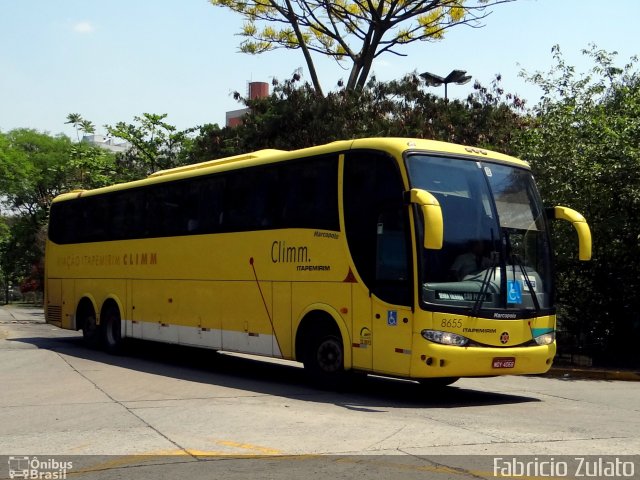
[533,331,556,345]
[421,329,469,346]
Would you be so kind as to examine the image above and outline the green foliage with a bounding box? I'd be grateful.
[0,128,119,296]
[0,217,11,303]
[65,113,95,140]
[516,45,640,366]
[0,129,73,216]
[183,123,240,164]
[105,113,195,177]
[217,72,525,154]
[68,142,120,189]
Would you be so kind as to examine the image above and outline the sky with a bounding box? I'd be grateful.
[1,0,638,140]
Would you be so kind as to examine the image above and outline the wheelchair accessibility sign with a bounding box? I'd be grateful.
[387,310,398,326]
[507,280,523,304]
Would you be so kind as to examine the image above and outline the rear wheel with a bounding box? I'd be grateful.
[81,312,100,348]
[101,305,124,354]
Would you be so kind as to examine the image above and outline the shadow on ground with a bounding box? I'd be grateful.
[8,333,541,410]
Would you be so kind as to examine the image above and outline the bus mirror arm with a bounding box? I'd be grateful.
[546,206,592,261]
[406,189,443,250]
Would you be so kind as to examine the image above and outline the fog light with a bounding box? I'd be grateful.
[421,329,469,346]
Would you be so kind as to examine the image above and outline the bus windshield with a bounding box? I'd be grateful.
[407,154,553,314]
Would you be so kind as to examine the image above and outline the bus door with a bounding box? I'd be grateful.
[370,206,413,376]
[344,151,413,376]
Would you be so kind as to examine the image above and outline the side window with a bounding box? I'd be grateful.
[82,197,109,242]
[49,202,73,244]
[192,176,226,234]
[147,183,186,237]
[343,150,411,305]
[223,168,279,231]
[48,155,340,243]
[280,156,339,231]
[219,155,339,232]
[110,190,145,240]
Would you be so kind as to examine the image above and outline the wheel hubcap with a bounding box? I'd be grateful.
[317,339,342,373]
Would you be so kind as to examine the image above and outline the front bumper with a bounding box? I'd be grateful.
[410,337,556,378]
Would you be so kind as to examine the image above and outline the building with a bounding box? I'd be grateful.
[225,81,269,127]
[82,134,130,153]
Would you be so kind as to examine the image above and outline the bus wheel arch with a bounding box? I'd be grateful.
[100,298,124,354]
[295,308,352,386]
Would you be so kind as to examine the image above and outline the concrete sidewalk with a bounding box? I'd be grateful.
[1,304,638,381]
[0,303,45,323]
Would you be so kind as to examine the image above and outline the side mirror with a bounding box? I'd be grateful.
[408,189,443,250]
[546,206,592,261]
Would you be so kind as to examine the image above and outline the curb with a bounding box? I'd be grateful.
[547,367,640,382]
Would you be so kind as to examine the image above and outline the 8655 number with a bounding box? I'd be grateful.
[440,318,463,329]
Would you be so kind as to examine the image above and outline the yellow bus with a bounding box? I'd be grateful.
[45,138,591,386]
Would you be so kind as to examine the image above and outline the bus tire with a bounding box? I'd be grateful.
[304,325,345,389]
[418,377,459,388]
[101,304,124,354]
[81,312,100,348]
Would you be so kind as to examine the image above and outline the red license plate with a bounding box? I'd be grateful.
[492,357,516,369]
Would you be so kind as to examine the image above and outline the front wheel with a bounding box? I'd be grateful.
[304,329,345,388]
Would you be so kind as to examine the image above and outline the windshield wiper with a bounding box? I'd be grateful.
[511,253,541,312]
[471,229,498,317]
[470,263,495,317]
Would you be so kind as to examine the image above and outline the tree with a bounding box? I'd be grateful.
[184,123,241,164]
[0,128,119,298]
[65,113,96,141]
[79,119,96,136]
[218,71,525,152]
[0,217,11,303]
[65,113,84,141]
[68,142,120,189]
[210,0,513,94]
[105,113,195,177]
[0,129,73,217]
[516,45,640,367]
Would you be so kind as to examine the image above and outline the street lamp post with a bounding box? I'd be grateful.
[420,69,472,100]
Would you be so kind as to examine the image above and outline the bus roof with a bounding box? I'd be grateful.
[351,137,528,167]
[52,137,528,203]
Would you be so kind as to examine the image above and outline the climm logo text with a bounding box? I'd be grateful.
[271,241,310,264]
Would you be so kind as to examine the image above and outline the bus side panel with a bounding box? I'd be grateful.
[130,279,224,349]
[351,283,372,371]
[174,280,222,349]
[272,282,292,359]
[130,279,279,356]
[45,278,62,327]
[61,279,76,330]
[218,281,278,357]
[132,280,186,344]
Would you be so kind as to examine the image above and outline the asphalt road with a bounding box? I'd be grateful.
[1,305,639,479]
